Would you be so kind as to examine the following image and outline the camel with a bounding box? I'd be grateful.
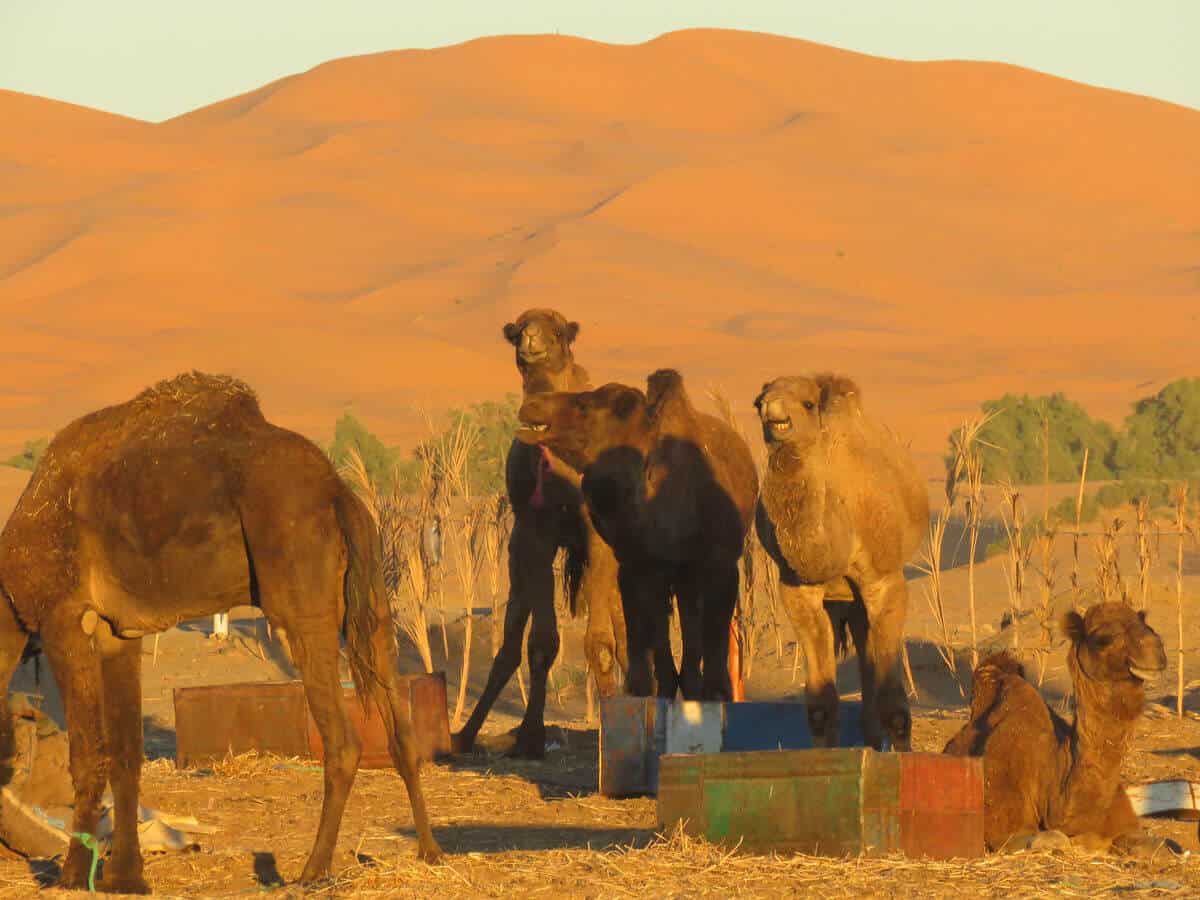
[452,309,632,759]
[0,373,440,893]
[753,374,928,751]
[515,369,759,701]
[944,604,1169,854]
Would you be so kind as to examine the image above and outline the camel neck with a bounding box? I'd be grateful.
[1069,656,1142,771]
[520,362,587,395]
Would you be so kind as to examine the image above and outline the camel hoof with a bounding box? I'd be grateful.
[96,871,151,895]
[417,840,444,864]
[509,729,547,760]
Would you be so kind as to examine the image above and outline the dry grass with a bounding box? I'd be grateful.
[3,740,1197,900]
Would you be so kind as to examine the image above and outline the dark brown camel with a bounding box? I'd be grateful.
[753,374,928,751]
[452,309,632,759]
[944,603,1168,854]
[0,373,440,894]
[516,370,759,701]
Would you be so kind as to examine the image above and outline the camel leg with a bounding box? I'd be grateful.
[41,618,111,891]
[366,624,441,862]
[780,581,840,747]
[0,599,29,788]
[580,523,624,698]
[673,573,704,700]
[288,622,362,883]
[842,589,883,749]
[96,637,150,894]
[617,564,675,698]
[514,570,560,759]
[856,572,911,751]
[453,515,552,755]
[699,563,739,702]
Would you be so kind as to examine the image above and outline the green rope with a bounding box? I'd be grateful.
[71,831,100,893]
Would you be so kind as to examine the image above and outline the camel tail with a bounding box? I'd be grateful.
[564,543,586,618]
[833,614,852,659]
[334,487,389,714]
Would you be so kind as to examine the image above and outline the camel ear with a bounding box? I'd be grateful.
[564,321,580,345]
[1062,611,1087,646]
[502,322,522,345]
[1137,609,1148,624]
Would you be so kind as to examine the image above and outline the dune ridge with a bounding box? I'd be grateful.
[1,28,1197,479]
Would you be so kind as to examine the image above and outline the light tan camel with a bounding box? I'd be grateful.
[753,374,929,750]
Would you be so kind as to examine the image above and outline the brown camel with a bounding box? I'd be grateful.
[0,373,440,894]
[516,369,759,701]
[452,309,632,759]
[753,374,929,751]
[944,603,1169,854]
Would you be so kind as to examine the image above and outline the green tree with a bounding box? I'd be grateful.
[418,394,521,496]
[947,393,1117,484]
[1112,378,1200,478]
[2,437,49,471]
[326,413,416,494]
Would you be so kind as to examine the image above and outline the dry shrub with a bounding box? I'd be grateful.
[946,412,995,670]
[915,507,964,698]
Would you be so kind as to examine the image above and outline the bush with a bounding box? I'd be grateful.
[1112,378,1200,479]
[326,413,417,495]
[953,393,1116,484]
[2,437,49,471]
[416,394,521,497]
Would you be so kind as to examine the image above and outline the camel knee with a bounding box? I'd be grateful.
[328,729,362,778]
[585,632,615,674]
[527,628,559,675]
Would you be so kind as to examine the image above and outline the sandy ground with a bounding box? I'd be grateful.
[1,505,1198,897]
[2,29,1198,477]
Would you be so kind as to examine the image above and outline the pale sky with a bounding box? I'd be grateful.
[2,1,1196,122]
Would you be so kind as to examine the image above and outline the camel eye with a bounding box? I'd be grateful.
[803,401,815,411]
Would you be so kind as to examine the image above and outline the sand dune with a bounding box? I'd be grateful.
[2,29,1197,476]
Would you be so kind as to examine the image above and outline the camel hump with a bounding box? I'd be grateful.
[128,371,263,425]
[645,369,692,420]
[814,372,862,414]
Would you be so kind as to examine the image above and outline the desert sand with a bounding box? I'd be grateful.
[1,29,1197,479]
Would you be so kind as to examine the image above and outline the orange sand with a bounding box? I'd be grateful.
[2,29,1197,479]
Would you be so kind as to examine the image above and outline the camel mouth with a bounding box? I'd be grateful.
[765,417,793,437]
[519,349,549,364]
[515,420,551,443]
[1128,664,1164,683]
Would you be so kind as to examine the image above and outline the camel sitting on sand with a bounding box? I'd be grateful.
[0,372,440,894]
[753,374,929,751]
[944,603,1170,855]
[515,369,758,701]
[452,309,634,759]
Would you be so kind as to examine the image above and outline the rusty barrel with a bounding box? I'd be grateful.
[173,672,450,769]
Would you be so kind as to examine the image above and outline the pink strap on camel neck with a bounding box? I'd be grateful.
[529,447,552,510]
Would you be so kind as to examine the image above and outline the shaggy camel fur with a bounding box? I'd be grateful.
[453,309,630,759]
[944,604,1168,854]
[0,373,439,893]
[516,370,758,701]
[754,374,928,751]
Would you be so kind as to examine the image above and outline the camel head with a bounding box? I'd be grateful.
[754,376,823,448]
[515,383,648,471]
[503,308,580,377]
[1062,602,1167,688]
